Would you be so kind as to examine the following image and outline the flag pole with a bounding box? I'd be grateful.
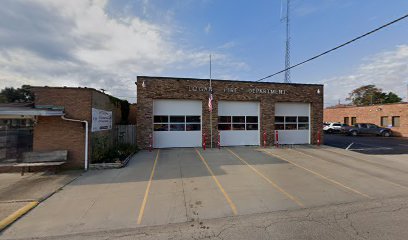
[209,54,213,148]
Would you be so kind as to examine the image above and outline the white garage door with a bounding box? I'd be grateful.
[153,100,202,148]
[275,102,310,144]
[218,101,260,146]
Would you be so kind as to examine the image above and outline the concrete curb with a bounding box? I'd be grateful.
[0,201,39,231]
[0,173,82,232]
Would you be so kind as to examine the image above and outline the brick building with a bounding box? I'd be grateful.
[324,103,408,137]
[136,76,324,149]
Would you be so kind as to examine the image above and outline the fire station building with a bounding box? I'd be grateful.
[136,76,324,149]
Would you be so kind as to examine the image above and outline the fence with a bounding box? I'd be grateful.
[0,127,33,163]
[114,125,136,145]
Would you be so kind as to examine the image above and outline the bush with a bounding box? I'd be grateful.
[93,143,139,163]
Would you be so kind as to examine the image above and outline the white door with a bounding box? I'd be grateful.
[218,101,260,146]
[274,102,310,144]
[153,100,202,148]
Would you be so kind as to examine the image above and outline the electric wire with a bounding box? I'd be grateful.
[256,13,408,82]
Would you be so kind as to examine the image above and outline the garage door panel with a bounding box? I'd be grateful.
[275,103,310,145]
[153,100,201,115]
[153,100,202,148]
[276,130,309,145]
[218,101,260,146]
[153,132,201,148]
[220,131,259,146]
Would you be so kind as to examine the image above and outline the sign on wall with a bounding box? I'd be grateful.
[91,108,112,132]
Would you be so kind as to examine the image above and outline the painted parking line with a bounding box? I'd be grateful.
[291,149,408,191]
[194,148,238,215]
[260,149,373,199]
[226,148,304,207]
[137,150,160,225]
[345,142,354,150]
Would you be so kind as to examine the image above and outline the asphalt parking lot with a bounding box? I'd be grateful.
[324,133,408,155]
[2,146,408,239]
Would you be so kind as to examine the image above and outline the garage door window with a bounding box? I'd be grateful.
[154,115,201,131]
[274,116,309,130]
[218,116,258,131]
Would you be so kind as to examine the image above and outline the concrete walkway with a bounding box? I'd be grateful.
[2,146,408,239]
[0,171,81,231]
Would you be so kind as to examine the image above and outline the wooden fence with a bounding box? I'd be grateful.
[115,125,136,145]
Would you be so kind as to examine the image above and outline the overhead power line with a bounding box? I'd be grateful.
[256,13,408,82]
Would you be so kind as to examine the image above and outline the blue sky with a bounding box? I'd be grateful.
[0,0,407,105]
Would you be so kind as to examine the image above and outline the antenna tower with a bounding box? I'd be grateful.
[284,0,291,83]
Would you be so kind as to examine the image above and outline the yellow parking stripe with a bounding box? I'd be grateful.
[227,148,304,207]
[292,148,408,191]
[195,148,238,215]
[137,150,160,224]
[260,149,373,199]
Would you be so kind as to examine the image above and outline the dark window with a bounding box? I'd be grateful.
[298,124,309,130]
[154,124,168,131]
[360,124,368,128]
[285,124,297,130]
[218,124,232,130]
[275,124,284,130]
[246,124,258,130]
[218,116,231,123]
[298,116,309,123]
[351,117,357,125]
[170,116,185,123]
[380,116,388,127]
[368,124,378,129]
[186,116,200,123]
[170,124,185,131]
[246,116,258,123]
[285,116,297,123]
[344,117,349,125]
[154,115,168,123]
[232,116,245,123]
[275,116,285,123]
[232,124,245,130]
[333,123,341,127]
[392,116,400,127]
[186,124,201,131]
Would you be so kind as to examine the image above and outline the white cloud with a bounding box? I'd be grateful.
[204,23,211,34]
[323,45,408,106]
[0,0,247,102]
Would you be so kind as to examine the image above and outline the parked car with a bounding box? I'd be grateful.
[341,123,392,137]
[323,122,348,133]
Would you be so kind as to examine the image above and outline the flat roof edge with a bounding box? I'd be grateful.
[136,76,324,87]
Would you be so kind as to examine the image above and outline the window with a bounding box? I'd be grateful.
[274,116,309,130]
[380,116,388,127]
[351,117,357,125]
[217,115,258,131]
[344,117,349,125]
[392,116,400,127]
[153,115,201,131]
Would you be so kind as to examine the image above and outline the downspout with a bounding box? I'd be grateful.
[61,115,89,171]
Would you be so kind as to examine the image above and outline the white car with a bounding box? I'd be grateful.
[323,122,347,133]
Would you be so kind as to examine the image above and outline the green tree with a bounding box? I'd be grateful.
[383,92,402,103]
[0,85,34,103]
[346,85,402,106]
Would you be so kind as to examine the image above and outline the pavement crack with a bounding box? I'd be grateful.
[178,156,189,221]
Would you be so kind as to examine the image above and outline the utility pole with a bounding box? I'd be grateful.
[283,0,291,83]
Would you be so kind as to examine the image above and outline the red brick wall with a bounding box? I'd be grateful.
[33,88,92,169]
[32,87,123,169]
[324,103,408,137]
[136,76,324,148]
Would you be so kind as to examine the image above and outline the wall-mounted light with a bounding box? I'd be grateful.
[142,81,146,88]
[317,89,321,95]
